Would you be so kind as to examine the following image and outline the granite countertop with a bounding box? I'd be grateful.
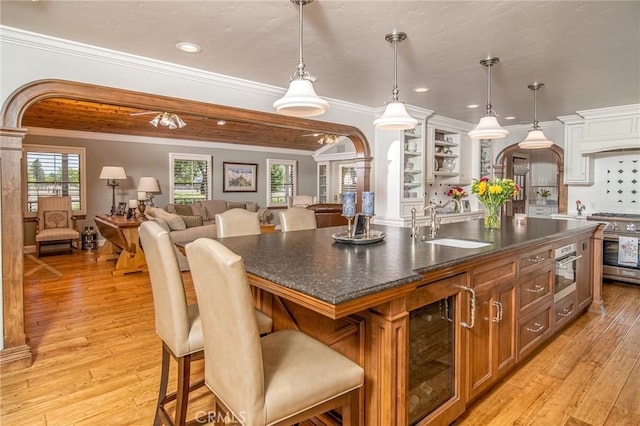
[214,219,599,306]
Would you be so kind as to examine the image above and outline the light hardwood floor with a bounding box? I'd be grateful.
[1,251,639,425]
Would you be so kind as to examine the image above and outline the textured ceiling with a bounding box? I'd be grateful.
[2,1,639,125]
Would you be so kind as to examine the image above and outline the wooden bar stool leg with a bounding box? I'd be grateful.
[155,344,171,426]
[175,353,192,426]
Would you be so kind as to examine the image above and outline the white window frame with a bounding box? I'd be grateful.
[266,159,297,208]
[169,153,212,204]
[22,144,87,217]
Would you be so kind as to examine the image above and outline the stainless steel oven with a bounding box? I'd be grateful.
[554,243,581,302]
[588,213,640,285]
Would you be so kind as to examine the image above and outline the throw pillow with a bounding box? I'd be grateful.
[173,204,193,216]
[162,212,187,231]
[203,199,228,219]
[227,202,247,210]
[179,215,204,228]
[43,210,68,229]
[245,202,258,212]
[190,202,208,220]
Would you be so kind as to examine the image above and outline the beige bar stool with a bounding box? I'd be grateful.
[139,221,272,426]
[215,208,261,238]
[186,238,364,425]
[278,207,318,232]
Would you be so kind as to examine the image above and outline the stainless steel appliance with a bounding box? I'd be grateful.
[587,213,640,285]
[554,243,581,302]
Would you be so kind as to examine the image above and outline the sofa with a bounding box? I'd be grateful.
[145,200,272,270]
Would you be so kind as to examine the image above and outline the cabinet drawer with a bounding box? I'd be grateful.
[519,245,553,275]
[554,293,577,329]
[518,266,553,313]
[472,256,516,288]
[518,302,553,360]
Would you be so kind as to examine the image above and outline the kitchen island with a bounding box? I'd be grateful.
[213,218,603,425]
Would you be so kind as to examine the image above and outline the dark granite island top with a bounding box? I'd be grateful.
[214,218,599,318]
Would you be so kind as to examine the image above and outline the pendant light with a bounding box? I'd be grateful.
[373,31,418,130]
[273,0,329,117]
[518,83,554,149]
[468,57,509,139]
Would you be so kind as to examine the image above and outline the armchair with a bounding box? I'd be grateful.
[35,196,81,257]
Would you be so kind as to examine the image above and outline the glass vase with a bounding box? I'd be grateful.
[483,203,501,230]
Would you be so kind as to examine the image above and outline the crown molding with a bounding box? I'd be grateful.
[0,25,373,115]
[26,127,315,156]
[577,104,640,120]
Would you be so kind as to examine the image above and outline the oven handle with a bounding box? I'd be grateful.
[557,255,582,267]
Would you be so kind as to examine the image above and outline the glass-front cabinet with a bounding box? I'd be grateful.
[403,124,424,201]
[317,161,329,203]
[406,274,469,425]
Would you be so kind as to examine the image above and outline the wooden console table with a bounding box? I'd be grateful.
[94,214,147,276]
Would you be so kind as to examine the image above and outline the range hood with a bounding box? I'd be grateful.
[558,104,640,155]
[570,104,640,154]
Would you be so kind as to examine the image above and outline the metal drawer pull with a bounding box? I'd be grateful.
[492,301,503,323]
[460,286,476,329]
[526,285,546,293]
[526,322,545,333]
[526,255,546,263]
[557,308,573,318]
[558,255,583,267]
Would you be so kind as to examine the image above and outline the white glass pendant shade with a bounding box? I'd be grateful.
[468,116,509,139]
[518,129,553,149]
[518,83,552,149]
[374,102,418,130]
[273,79,329,117]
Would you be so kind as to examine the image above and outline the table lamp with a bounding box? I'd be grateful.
[137,177,160,207]
[99,166,127,216]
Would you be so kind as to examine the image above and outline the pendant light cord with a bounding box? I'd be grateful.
[486,63,492,116]
[392,39,399,102]
[532,86,539,129]
[296,0,305,79]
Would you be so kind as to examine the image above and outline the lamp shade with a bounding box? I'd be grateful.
[99,166,127,180]
[273,79,329,117]
[468,116,509,140]
[518,129,554,149]
[373,102,418,130]
[137,177,160,192]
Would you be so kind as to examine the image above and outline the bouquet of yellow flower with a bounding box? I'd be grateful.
[446,186,467,200]
[471,177,520,229]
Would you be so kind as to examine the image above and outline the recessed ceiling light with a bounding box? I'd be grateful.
[176,42,202,53]
[466,104,480,109]
[504,116,516,120]
[414,87,430,93]
[216,120,226,126]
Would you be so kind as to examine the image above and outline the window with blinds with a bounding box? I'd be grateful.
[23,144,86,215]
[267,159,297,207]
[169,153,212,204]
[340,165,357,194]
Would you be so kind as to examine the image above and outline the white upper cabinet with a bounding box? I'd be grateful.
[577,104,640,153]
[557,114,594,185]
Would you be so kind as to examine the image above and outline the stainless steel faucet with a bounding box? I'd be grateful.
[411,201,439,239]
[430,199,462,237]
[412,199,462,239]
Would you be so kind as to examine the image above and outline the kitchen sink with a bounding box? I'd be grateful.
[422,238,492,249]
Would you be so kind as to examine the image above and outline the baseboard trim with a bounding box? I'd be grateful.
[0,344,33,372]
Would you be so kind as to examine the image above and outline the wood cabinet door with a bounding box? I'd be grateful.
[466,281,517,403]
[466,287,493,402]
[495,281,517,377]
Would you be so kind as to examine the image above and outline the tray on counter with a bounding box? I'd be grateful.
[332,230,386,245]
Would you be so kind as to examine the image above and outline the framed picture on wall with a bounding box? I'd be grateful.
[223,162,258,192]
